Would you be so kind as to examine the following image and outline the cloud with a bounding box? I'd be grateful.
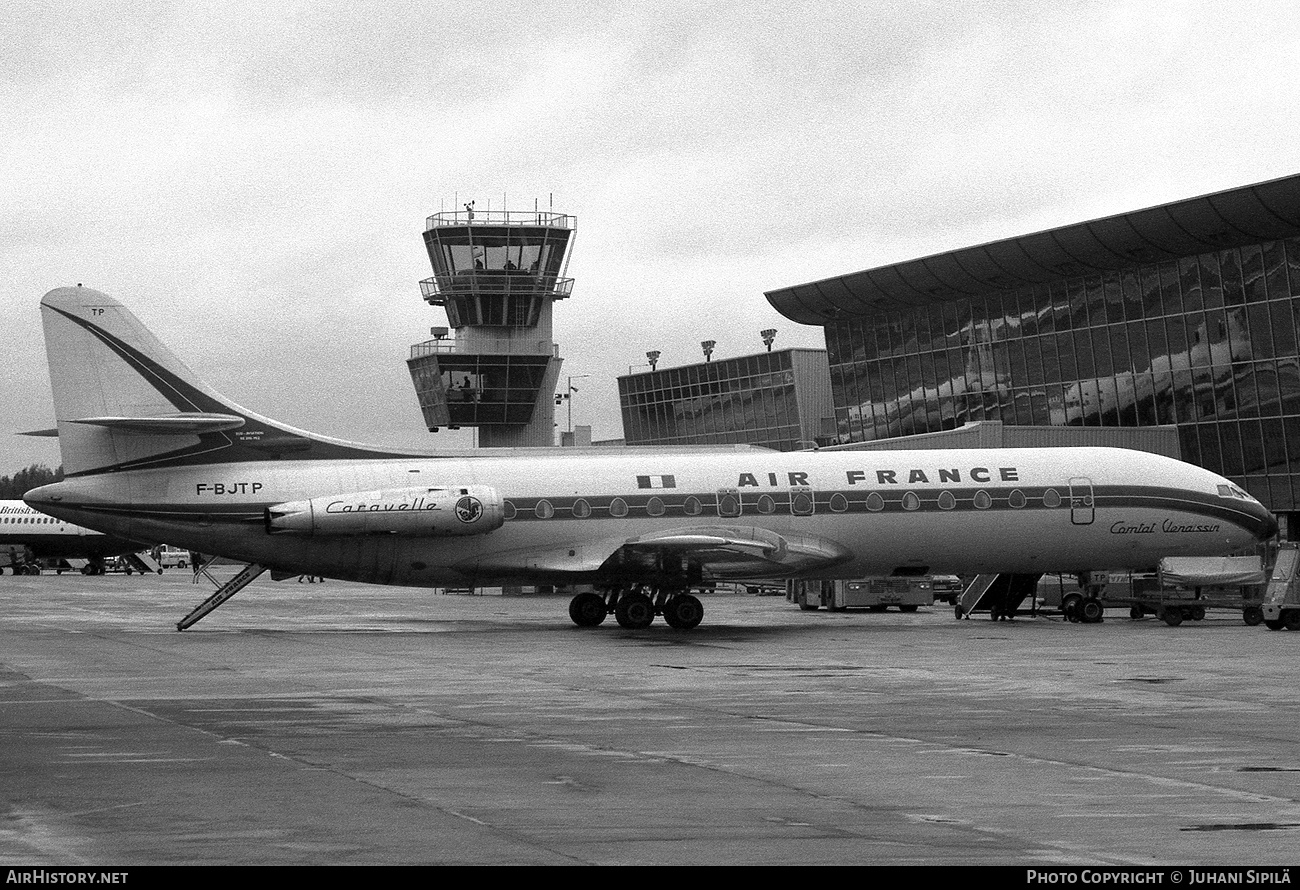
[3,1,1300,472]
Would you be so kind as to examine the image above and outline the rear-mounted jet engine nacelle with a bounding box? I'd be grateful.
[266,485,504,536]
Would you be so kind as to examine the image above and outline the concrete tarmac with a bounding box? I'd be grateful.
[1,570,1298,866]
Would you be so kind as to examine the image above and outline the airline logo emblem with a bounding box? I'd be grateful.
[637,475,676,489]
[455,495,484,524]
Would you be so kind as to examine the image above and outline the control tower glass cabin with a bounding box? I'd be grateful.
[407,206,575,446]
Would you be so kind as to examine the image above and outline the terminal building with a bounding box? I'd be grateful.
[618,343,834,452]
[764,173,1300,535]
[406,204,575,447]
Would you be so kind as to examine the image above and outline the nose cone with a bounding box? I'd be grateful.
[1248,501,1280,542]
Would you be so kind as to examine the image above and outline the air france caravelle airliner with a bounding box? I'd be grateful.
[24,287,1278,631]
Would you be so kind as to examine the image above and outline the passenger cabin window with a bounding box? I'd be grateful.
[1008,489,1027,508]
[646,497,666,517]
[866,492,885,512]
[717,488,741,518]
[683,496,702,516]
[504,501,518,520]
[937,491,956,510]
[571,498,591,518]
[790,486,815,516]
[829,492,848,513]
[756,494,776,514]
[973,490,992,509]
[902,492,921,511]
[610,497,628,518]
[1043,489,1062,508]
[535,499,554,519]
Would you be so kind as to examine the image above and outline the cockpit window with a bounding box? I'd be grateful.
[1218,484,1255,500]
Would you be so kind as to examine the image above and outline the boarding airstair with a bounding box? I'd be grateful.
[177,563,267,631]
[955,573,1041,620]
[121,551,162,575]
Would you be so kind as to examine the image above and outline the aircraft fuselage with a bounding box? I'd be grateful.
[28,445,1276,588]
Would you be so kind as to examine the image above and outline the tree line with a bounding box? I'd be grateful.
[0,464,63,500]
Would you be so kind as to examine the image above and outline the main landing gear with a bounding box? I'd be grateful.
[569,587,705,630]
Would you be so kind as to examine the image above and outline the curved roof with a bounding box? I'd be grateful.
[765,173,1300,325]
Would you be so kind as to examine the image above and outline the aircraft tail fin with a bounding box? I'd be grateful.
[39,286,398,476]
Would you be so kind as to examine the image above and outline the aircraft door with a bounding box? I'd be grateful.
[1068,477,1095,525]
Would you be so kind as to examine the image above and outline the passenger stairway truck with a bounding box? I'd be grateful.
[116,551,162,575]
[1261,542,1300,631]
[954,573,1042,621]
[788,577,934,612]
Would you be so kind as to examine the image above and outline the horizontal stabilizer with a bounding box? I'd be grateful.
[70,413,247,434]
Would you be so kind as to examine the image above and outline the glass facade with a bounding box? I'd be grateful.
[620,351,807,452]
[825,237,1300,512]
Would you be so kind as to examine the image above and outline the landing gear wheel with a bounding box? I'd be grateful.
[1284,610,1300,631]
[1062,593,1083,623]
[1190,606,1206,621]
[1080,598,1104,623]
[1243,606,1264,626]
[899,604,919,613]
[1162,607,1184,627]
[1130,606,1144,620]
[664,594,704,630]
[569,591,608,627]
[615,592,655,629]
[1265,618,1285,630]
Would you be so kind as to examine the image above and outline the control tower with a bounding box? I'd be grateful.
[407,204,575,447]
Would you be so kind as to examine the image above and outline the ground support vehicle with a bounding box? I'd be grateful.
[156,547,190,569]
[1037,563,1265,627]
[1138,556,1267,627]
[1261,542,1300,631]
[789,577,934,612]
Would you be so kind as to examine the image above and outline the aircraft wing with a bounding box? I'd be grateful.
[619,525,853,579]
[470,525,851,581]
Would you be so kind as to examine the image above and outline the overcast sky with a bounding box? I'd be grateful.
[4,1,1300,473]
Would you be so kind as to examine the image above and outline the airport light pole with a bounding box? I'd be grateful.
[566,371,592,433]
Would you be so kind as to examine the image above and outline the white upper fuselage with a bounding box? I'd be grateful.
[27,445,1276,587]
